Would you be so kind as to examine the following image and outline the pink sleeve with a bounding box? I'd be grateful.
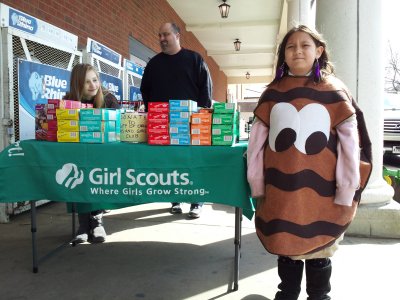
[247,120,269,198]
[335,116,360,206]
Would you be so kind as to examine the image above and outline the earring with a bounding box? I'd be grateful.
[314,59,321,82]
[275,62,286,80]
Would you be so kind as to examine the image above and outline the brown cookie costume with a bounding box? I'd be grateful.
[253,76,372,257]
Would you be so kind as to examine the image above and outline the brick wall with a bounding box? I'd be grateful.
[2,0,227,101]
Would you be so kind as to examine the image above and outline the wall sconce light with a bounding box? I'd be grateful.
[233,39,241,51]
[246,72,250,79]
[219,0,230,18]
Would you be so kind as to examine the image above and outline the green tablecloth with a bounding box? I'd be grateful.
[0,140,254,219]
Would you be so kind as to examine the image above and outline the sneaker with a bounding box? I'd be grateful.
[188,204,202,218]
[73,232,88,244]
[170,203,182,214]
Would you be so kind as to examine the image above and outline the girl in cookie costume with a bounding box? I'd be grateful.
[247,25,372,300]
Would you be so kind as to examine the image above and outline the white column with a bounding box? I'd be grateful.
[316,0,392,205]
[286,0,315,28]
[316,0,400,238]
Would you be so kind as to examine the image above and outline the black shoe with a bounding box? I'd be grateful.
[170,203,182,214]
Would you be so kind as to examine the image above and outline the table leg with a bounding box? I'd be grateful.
[30,201,38,273]
[71,203,76,246]
[234,207,242,291]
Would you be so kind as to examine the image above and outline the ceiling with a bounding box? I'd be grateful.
[167,0,288,84]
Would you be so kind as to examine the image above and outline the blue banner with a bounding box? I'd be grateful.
[99,72,123,101]
[17,59,71,140]
[126,60,144,76]
[129,86,142,101]
[89,39,121,65]
[18,59,71,116]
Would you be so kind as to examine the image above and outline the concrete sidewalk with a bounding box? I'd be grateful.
[0,202,399,300]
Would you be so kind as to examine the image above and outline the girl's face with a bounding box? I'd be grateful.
[284,31,324,76]
[82,70,100,99]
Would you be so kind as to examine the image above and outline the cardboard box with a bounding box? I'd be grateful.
[191,134,211,146]
[169,123,190,134]
[57,131,79,142]
[80,103,94,108]
[169,100,198,112]
[212,124,237,136]
[46,131,57,142]
[35,104,48,140]
[170,134,191,145]
[169,111,190,123]
[147,123,169,135]
[191,124,211,135]
[80,131,117,143]
[213,102,236,114]
[79,120,116,132]
[212,134,235,146]
[191,113,212,125]
[212,113,237,125]
[79,108,118,121]
[47,99,81,109]
[147,112,169,124]
[198,108,213,114]
[148,102,169,113]
[56,109,80,120]
[148,134,170,145]
[57,120,80,132]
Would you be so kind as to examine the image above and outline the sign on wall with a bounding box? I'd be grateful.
[129,86,142,101]
[99,72,123,101]
[87,38,121,66]
[18,59,71,140]
[0,4,78,51]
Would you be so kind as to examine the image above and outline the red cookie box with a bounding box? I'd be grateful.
[46,131,58,142]
[46,108,57,120]
[147,123,169,135]
[35,128,57,141]
[35,104,48,141]
[47,119,58,131]
[147,133,170,145]
[148,102,169,113]
[147,112,169,124]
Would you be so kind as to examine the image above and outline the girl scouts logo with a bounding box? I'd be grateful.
[56,163,84,189]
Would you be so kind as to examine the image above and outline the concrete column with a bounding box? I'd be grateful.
[286,0,315,28]
[316,0,400,238]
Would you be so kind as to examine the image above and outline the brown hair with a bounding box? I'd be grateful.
[68,63,104,108]
[271,24,335,84]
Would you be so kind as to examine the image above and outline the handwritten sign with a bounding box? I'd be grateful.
[120,112,147,143]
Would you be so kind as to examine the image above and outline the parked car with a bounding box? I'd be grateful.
[384,93,400,155]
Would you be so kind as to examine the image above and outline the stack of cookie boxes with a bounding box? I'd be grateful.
[211,102,238,146]
[169,100,198,145]
[190,107,212,145]
[147,102,170,145]
[79,109,120,143]
[35,99,90,142]
[34,99,120,143]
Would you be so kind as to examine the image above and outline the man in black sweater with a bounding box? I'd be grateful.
[140,22,213,218]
